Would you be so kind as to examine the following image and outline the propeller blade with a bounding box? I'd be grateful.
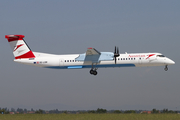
[114,46,120,64]
[117,47,119,54]
[114,46,116,54]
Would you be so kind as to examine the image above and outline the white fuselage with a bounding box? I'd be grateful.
[14,52,175,69]
[5,34,175,75]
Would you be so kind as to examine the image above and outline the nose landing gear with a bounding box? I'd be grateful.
[164,65,168,71]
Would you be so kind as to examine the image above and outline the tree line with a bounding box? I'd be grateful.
[0,107,178,114]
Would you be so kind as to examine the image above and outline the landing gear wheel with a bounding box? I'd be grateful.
[90,63,98,75]
[164,65,168,71]
[89,69,98,75]
[93,71,97,75]
[90,69,94,74]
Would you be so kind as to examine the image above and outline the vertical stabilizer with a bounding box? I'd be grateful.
[5,35,35,59]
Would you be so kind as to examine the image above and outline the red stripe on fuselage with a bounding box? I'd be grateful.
[146,54,155,59]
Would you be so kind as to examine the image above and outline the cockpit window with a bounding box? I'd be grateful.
[157,55,165,57]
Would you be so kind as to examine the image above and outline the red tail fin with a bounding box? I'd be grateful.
[5,35,35,59]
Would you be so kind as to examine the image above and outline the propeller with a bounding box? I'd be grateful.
[114,46,120,64]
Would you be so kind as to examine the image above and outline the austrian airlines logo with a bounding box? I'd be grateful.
[14,44,24,51]
[146,54,155,59]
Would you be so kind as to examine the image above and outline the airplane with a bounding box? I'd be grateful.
[5,34,175,75]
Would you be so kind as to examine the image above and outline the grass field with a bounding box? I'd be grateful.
[0,114,180,120]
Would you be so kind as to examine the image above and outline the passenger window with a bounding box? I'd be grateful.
[131,58,133,60]
[67,60,69,62]
[123,58,125,60]
[65,60,66,62]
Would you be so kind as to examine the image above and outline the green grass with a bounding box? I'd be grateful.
[0,114,180,120]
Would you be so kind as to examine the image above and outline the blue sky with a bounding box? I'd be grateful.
[1,0,180,110]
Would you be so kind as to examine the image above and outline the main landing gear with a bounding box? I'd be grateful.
[90,63,98,75]
[164,65,168,71]
[90,69,98,75]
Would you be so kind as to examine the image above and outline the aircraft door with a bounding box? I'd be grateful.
[138,58,142,64]
[59,58,64,66]
[138,57,147,65]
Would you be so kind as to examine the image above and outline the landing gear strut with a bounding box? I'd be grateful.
[164,65,168,71]
[90,63,98,75]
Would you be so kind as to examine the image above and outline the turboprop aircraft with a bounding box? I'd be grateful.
[5,35,175,75]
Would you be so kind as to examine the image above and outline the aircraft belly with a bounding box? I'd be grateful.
[45,63,135,69]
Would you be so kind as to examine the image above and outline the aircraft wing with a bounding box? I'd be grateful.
[86,48,101,55]
[76,48,114,63]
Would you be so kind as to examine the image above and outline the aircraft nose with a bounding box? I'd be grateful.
[167,59,175,65]
[171,60,175,64]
